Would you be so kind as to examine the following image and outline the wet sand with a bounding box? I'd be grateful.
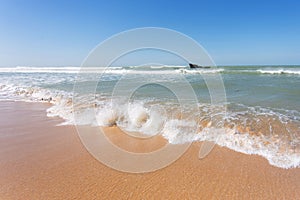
[0,101,300,199]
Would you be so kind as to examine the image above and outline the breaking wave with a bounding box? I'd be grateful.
[0,82,299,169]
[256,69,300,75]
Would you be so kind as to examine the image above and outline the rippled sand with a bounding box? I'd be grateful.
[0,101,299,199]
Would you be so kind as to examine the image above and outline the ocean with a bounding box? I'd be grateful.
[0,65,299,169]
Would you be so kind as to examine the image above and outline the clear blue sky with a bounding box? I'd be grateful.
[0,0,299,66]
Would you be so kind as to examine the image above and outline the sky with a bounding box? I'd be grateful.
[0,0,299,66]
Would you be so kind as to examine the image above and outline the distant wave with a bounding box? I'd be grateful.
[150,65,186,69]
[1,66,300,76]
[0,66,224,75]
[129,65,186,69]
[256,69,300,75]
[0,67,81,73]
[176,68,224,74]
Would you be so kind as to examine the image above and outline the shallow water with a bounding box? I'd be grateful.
[0,65,299,168]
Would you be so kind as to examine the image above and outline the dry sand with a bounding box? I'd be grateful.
[0,101,299,199]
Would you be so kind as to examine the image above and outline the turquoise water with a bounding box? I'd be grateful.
[0,65,299,168]
[1,65,299,111]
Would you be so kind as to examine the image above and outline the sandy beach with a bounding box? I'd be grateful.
[0,101,300,199]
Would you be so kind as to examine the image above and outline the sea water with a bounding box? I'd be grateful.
[0,65,299,168]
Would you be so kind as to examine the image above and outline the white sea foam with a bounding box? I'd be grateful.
[176,68,224,74]
[95,106,119,126]
[0,66,81,73]
[149,65,186,69]
[0,71,299,169]
[162,119,199,143]
[95,102,166,136]
[195,127,300,169]
[257,69,300,75]
[0,66,126,74]
[0,66,226,75]
[2,66,300,76]
[93,99,300,169]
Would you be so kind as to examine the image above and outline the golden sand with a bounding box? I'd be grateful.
[0,101,299,199]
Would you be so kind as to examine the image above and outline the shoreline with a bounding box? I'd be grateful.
[0,101,300,199]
